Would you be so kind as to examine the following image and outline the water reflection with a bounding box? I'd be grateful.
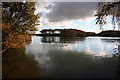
[31,36,120,57]
[46,50,118,78]
[113,45,120,57]
[3,36,120,78]
[2,47,43,78]
[41,36,85,43]
[101,37,120,43]
[25,36,120,78]
[26,43,53,70]
[27,36,120,59]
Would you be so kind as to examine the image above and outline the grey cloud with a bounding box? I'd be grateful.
[45,2,97,22]
[35,2,53,13]
[44,3,53,10]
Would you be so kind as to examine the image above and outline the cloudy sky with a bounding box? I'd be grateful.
[35,1,118,33]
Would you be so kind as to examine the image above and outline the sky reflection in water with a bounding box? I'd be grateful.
[26,36,120,57]
[25,36,119,78]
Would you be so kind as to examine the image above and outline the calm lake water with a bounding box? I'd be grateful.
[3,36,120,78]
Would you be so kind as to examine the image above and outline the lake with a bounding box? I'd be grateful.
[2,36,120,78]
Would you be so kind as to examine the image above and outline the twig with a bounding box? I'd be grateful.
[0,47,9,54]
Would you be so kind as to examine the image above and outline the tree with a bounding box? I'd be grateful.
[95,1,120,58]
[2,2,40,51]
[2,2,40,32]
[95,1,120,30]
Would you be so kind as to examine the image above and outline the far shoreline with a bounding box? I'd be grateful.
[31,29,120,37]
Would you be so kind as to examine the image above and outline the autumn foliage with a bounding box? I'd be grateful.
[2,23,31,49]
[2,2,39,51]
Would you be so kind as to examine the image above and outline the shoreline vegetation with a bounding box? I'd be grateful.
[32,29,120,37]
[2,2,40,53]
[1,29,120,54]
[2,2,120,53]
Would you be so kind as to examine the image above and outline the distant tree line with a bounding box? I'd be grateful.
[40,29,87,37]
[40,29,120,37]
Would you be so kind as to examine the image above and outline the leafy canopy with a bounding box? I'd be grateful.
[2,2,40,50]
[2,2,40,33]
[95,1,120,30]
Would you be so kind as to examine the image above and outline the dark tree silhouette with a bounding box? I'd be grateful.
[95,1,120,30]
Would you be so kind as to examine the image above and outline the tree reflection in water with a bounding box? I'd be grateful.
[113,44,120,79]
[3,36,120,78]
[2,47,46,78]
[113,45,120,57]
[41,36,86,43]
